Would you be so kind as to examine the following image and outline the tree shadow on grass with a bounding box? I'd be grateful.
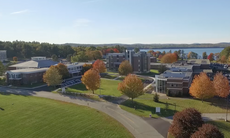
[121,99,176,117]
[70,83,88,91]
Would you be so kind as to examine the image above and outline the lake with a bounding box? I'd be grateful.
[140,48,223,57]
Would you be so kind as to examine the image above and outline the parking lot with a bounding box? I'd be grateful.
[61,77,82,88]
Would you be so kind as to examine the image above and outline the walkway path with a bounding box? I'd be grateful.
[0,87,164,138]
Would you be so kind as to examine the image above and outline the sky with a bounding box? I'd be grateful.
[0,0,230,44]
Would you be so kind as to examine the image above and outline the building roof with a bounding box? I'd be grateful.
[9,60,58,68]
[6,68,48,74]
[158,70,192,79]
[187,59,210,65]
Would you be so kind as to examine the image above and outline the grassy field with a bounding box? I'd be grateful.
[0,94,133,138]
[101,74,118,79]
[120,94,230,118]
[66,79,122,97]
[208,120,230,137]
[137,69,159,76]
[106,71,119,74]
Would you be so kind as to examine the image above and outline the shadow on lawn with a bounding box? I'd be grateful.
[121,99,176,117]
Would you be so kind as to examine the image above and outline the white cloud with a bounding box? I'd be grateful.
[11,9,29,15]
[74,19,91,27]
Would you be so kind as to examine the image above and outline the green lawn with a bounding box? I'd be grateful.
[208,121,230,137]
[0,94,133,138]
[101,74,118,79]
[120,94,230,118]
[106,71,119,74]
[137,69,159,76]
[66,79,122,97]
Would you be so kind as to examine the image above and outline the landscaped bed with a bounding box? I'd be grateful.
[66,78,122,97]
[0,94,133,138]
[120,93,230,118]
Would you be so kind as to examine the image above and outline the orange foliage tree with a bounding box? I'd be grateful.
[118,74,144,104]
[118,60,132,75]
[207,53,214,61]
[213,72,230,98]
[81,69,100,94]
[189,72,215,102]
[220,55,227,63]
[13,56,18,61]
[161,53,178,63]
[191,124,224,138]
[93,59,106,73]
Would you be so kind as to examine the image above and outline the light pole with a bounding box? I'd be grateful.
[226,96,229,122]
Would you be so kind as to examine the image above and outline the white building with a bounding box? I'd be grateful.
[0,50,7,62]
[66,62,85,77]
[31,56,46,60]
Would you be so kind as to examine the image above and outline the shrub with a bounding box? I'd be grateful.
[169,108,203,138]
[166,89,170,96]
[153,93,159,102]
[191,124,224,138]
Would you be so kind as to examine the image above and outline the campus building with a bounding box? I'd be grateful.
[106,50,150,73]
[8,58,58,70]
[66,62,85,77]
[154,59,212,96]
[0,50,7,62]
[6,68,48,85]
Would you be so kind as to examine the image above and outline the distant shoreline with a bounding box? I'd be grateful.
[139,47,225,50]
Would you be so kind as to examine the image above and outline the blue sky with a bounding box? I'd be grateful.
[0,0,229,44]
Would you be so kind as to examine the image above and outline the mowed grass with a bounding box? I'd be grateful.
[120,94,230,118]
[66,79,122,97]
[137,69,159,76]
[208,120,230,137]
[0,94,133,138]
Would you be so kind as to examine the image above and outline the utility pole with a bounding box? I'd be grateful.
[226,96,229,122]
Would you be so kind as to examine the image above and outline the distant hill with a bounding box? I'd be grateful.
[64,42,230,49]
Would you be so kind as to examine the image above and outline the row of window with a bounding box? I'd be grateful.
[68,66,82,71]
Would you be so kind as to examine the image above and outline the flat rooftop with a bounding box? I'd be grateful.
[6,68,48,74]
[158,70,192,79]
[187,59,210,65]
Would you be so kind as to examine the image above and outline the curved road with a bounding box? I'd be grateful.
[0,87,164,138]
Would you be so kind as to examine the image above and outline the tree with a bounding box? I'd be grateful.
[187,51,198,59]
[66,54,72,62]
[118,74,144,104]
[92,50,103,60]
[191,124,224,138]
[0,61,5,76]
[93,59,106,73]
[189,72,215,102]
[158,64,167,74]
[161,53,177,63]
[81,63,93,74]
[81,69,100,94]
[220,46,230,60]
[134,48,140,53]
[153,93,159,102]
[13,56,18,62]
[202,52,207,59]
[55,63,69,79]
[207,53,214,61]
[71,51,88,62]
[220,55,227,63]
[51,54,58,61]
[43,66,62,87]
[213,72,230,98]
[118,60,132,75]
[169,108,203,138]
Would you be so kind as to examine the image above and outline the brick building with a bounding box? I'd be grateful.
[6,68,48,85]
[106,50,150,73]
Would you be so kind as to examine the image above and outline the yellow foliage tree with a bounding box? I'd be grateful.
[213,72,230,98]
[81,69,100,94]
[118,74,144,104]
[189,72,215,102]
[118,60,132,75]
[43,66,62,87]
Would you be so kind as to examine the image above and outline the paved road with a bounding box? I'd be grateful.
[0,87,164,138]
